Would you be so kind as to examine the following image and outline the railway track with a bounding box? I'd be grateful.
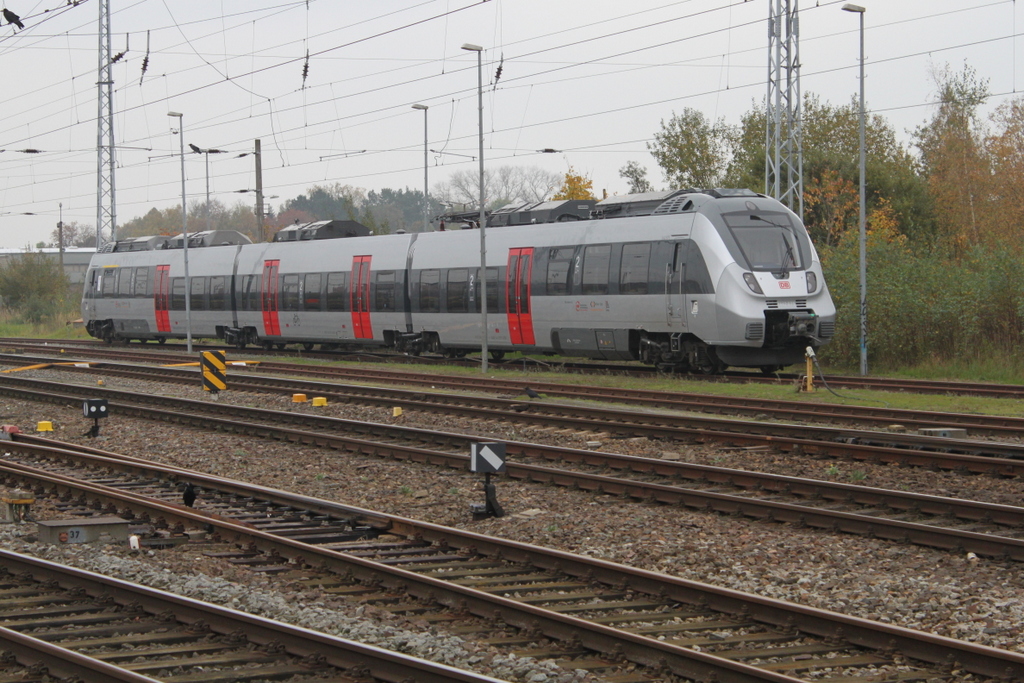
[5,350,1024,441]
[0,546,509,683]
[6,337,1024,398]
[5,360,1024,463]
[3,435,1024,682]
[3,371,1024,562]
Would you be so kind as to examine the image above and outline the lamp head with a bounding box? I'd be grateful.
[412,104,428,110]
[167,111,183,118]
[461,43,483,52]
[841,3,865,12]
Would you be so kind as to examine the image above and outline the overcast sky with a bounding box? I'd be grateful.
[0,0,1017,249]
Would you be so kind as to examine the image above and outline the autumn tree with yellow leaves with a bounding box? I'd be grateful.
[551,167,596,201]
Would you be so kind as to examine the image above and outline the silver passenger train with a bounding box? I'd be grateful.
[81,189,835,373]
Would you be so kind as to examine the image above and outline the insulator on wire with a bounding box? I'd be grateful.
[111,32,128,64]
[140,30,150,85]
[493,54,504,89]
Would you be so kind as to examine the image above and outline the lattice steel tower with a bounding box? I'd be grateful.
[765,0,802,219]
[96,0,116,246]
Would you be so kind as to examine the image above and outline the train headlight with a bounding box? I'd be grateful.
[742,273,763,295]
[806,271,817,294]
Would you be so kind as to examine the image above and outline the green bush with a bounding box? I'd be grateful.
[821,234,1024,371]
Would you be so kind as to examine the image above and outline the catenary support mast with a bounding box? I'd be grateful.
[96,0,116,246]
[765,0,803,219]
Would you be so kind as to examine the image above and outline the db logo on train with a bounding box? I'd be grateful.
[779,281,791,289]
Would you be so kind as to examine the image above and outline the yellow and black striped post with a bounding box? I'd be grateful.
[200,350,227,393]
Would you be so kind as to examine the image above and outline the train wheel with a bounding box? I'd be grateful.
[157,337,166,345]
[276,343,286,351]
[694,350,724,375]
[490,350,506,362]
[260,340,274,351]
[760,365,783,375]
[302,343,314,352]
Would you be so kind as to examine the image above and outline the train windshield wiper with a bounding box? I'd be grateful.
[750,214,798,270]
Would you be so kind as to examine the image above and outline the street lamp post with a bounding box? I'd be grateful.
[167,111,193,354]
[190,145,226,231]
[412,104,429,233]
[462,43,487,374]
[843,3,867,376]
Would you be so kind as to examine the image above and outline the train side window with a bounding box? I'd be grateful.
[86,269,100,298]
[133,268,150,298]
[303,273,322,311]
[581,244,611,295]
[326,272,348,311]
[117,269,133,296]
[681,241,715,294]
[620,243,651,294]
[170,278,185,311]
[446,269,468,313]
[546,247,574,296]
[374,271,396,311]
[473,266,497,313]
[210,276,227,310]
[419,269,440,313]
[237,275,254,311]
[191,277,207,311]
[281,274,300,311]
[102,270,117,297]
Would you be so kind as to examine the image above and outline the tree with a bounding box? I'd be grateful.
[649,108,731,189]
[49,220,91,248]
[722,95,931,244]
[118,207,181,239]
[432,165,560,210]
[914,63,991,254]
[987,96,1024,243]
[0,252,69,322]
[281,183,366,224]
[551,166,596,200]
[803,169,859,248]
[362,187,445,233]
[619,161,655,194]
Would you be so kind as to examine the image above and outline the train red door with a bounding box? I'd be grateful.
[506,248,535,345]
[261,260,281,336]
[351,255,373,339]
[154,265,171,333]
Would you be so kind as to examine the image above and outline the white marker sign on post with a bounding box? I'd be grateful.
[470,442,506,473]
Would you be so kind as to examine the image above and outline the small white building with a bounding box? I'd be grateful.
[0,247,96,285]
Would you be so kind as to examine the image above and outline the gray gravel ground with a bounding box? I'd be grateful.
[2,366,1024,676]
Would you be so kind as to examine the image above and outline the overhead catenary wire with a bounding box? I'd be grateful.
[0,0,1004,153]
[0,0,1017,231]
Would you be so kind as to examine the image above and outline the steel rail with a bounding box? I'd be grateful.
[5,376,1024,559]
[6,339,1024,397]
[16,350,1024,439]
[0,457,804,683]
[5,441,1024,681]
[8,412,1024,565]
[4,362,1024,464]
[0,550,512,683]
[0,625,161,683]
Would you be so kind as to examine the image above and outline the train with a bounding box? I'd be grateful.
[81,188,835,373]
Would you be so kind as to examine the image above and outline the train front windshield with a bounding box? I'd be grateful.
[721,212,808,272]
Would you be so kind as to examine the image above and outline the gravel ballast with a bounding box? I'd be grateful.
[2,366,1023,671]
